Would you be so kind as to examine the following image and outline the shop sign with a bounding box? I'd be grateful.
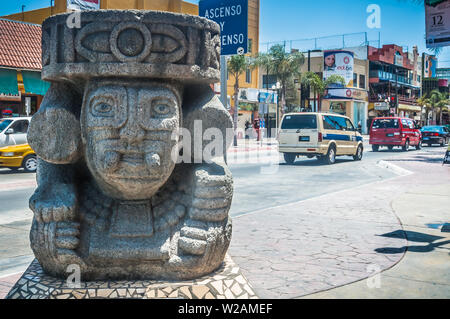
[425,0,450,48]
[374,102,389,111]
[324,88,368,101]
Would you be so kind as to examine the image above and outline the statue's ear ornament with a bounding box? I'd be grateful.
[28,82,82,164]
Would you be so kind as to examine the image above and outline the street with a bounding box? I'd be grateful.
[0,143,447,289]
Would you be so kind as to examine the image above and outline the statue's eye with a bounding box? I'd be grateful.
[92,102,114,117]
[153,103,170,115]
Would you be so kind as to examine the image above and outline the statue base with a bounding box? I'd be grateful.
[5,255,257,299]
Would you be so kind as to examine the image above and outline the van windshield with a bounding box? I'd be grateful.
[281,115,317,130]
[372,119,399,129]
[0,119,13,133]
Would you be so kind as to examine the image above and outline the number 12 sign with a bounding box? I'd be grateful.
[426,0,450,48]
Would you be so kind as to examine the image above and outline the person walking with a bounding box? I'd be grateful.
[254,119,260,141]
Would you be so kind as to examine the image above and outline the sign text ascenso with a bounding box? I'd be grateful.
[200,0,248,56]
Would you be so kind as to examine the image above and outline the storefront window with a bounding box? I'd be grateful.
[329,102,346,115]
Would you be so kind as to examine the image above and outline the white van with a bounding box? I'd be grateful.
[278,112,363,164]
[0,117,32,147]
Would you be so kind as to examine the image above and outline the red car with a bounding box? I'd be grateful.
[369,117,422,152]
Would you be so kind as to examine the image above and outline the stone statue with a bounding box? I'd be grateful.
[27,10,234,281]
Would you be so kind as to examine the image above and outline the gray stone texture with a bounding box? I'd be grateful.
[27,10,234,281]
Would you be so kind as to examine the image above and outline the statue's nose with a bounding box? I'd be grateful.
[119,116,145,146]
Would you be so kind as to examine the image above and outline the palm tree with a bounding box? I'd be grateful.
[301,72,346,111]
[418,90,449,125]
[255,45,305,118]
[227,55,255,146]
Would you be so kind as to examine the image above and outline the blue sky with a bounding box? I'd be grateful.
[1,0,449,66]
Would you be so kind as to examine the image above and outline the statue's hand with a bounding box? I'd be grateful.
[29,182,83,267]
[178,160,233,256]
[29,183,77,223]
[30,220,82,268]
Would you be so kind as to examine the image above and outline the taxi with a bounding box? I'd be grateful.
[0,144,37,172]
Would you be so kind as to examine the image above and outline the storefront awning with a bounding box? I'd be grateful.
[0,68,19,95]
[22,71,50,96]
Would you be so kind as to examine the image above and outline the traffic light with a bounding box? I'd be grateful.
[389,96,397,108]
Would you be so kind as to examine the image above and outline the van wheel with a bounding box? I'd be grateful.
[283,153,296,164]
[353,145,363,161]
[22,155,37,173]
[416,140,422,150]
[324,146,336,165]
[372,145,379,152]
[402,139,410,152]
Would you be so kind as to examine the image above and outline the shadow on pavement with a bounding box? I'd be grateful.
[375,229,449,254]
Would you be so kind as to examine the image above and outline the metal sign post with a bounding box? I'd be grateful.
[200,0,249,146]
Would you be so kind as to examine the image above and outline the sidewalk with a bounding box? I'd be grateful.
[229,149,449,299]
[301,152,450,299]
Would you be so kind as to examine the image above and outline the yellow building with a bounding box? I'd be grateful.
[2,0,260,109]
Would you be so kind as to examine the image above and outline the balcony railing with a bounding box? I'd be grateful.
[369,70,412,85]
[369,94,418,105]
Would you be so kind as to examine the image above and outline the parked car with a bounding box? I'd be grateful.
[0,117,31,147]
[420,126,450,146]
[0,143,37,172]
[278,112,364,165]
[369,117,422,152]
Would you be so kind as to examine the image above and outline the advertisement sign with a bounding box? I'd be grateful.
[425,0,450,48]
[324,88,368,101]
[323,50,354,87]
[67,0,100,11]
[199,0,248,55]
[424,54,438,77]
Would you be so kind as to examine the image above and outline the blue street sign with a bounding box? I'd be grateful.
[199,0,248,56]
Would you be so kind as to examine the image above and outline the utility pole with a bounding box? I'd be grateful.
[307,50,311,111]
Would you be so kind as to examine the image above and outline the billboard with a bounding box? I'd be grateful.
[323,50,354,87]
[425,0,450,48]
[199,0,248,56]
[67,0,100,11]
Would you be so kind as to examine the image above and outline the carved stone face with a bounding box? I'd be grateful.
[81,79,181,200]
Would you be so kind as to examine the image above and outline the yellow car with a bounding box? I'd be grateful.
[0,144,37,172]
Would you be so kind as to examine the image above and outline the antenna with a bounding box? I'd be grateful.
[21,5,25,21]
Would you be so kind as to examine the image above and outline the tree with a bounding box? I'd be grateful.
[418,90,449,125]
[227,55,255,146]
[301,72,346,111]
[255,45,305,118]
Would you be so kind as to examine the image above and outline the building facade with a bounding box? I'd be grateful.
[368,45,422,122]
[0,19,49,117]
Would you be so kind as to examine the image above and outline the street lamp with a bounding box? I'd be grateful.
[272,81,281,130]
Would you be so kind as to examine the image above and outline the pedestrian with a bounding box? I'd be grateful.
[254,119,260,141]
[245,120,251,139]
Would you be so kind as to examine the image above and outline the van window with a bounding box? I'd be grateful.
[372,119,399,129]
[323,116,348,131]
[281,115,317,129]
[0,119,13,132]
